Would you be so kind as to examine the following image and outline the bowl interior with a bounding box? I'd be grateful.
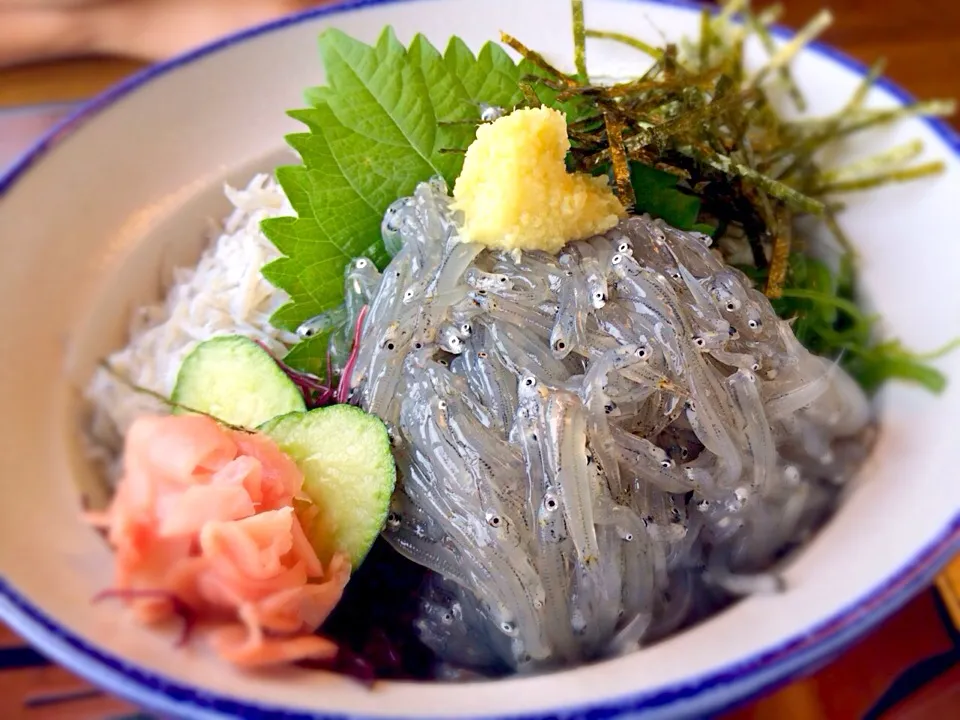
[1,0,959,717]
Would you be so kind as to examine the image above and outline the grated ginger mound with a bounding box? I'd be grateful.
[452,106,626,254]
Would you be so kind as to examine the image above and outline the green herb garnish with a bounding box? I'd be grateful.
[629,162,707,232]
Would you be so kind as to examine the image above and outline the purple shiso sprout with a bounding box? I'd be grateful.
[337,305,369,404]
[256,305,369,409]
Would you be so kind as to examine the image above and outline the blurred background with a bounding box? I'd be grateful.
[1,0,958,718]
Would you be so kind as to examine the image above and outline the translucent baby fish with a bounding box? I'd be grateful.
[550,264,590,359]
[438,322,467,354]
[710,348,760,371]
[488,321,570,384]
[344,257,382,304]
[575,249,609,310]
[428,241,484,297]
[471,292,554,338]
[586,236,616,270]
[727,369,777,494]
[765,356,838,421]
[707,269,751,315]
[546,391,600,566]
[420,354,497,431]
[611,426,691,494]
[479,103,506,122]
[681,348,744,487]
[296,305,347,340]
[460,331,517,431]
[464,267,514,293]
[579,344,653,502]
[381,196,413,257]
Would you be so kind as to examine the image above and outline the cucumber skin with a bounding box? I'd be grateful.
[172,335,305,428]
[261,405,396,568]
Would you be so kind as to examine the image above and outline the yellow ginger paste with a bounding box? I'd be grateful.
[452,106,626,254]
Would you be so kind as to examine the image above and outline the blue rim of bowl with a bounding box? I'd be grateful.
[1,0,959,718]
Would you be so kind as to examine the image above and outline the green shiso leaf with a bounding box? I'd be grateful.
[629,161,703,231]
[261,28,523,369]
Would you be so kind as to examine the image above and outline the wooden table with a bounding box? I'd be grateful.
[1,1,958,718]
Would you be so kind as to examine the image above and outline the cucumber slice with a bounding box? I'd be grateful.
[172,335,305,428]
[261,405,396,566]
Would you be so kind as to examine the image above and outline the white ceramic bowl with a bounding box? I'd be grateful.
[1,1,959,718]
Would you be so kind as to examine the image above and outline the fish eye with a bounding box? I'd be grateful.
[438,359,449,366]
[523,376,536,387]
[680,447,689,459]
[636,347,649,359]
[748,319,760,329]
[726,302,736,311]
[500,621,516,635]
[623,533,634,541]
[356,259,368,268]
[302,328,315,337]
[404,289,415,300]
[751,362,760,372]
[386,511,401,528]
[554,340,566,351]
[611,254,623,265]
[480,104,505,122]
[594,292,605,302]
[437,399,447,410]
[414,341,423,349]
[671,272,681,280]
[544,495,559,511]
[498,276,508,284]
[617,242,630,253]
[441,612,453,624]
[478,289,487,295]
[660,459,673,469]
[693,336,706,348]
[461,323,471,334]
[486,512,502,528]
[478,351,488,358]
[386,342,396,350]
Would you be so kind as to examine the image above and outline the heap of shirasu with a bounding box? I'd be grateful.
[314,178,872,675]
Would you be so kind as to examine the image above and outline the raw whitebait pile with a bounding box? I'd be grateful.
[309,179,873,674]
